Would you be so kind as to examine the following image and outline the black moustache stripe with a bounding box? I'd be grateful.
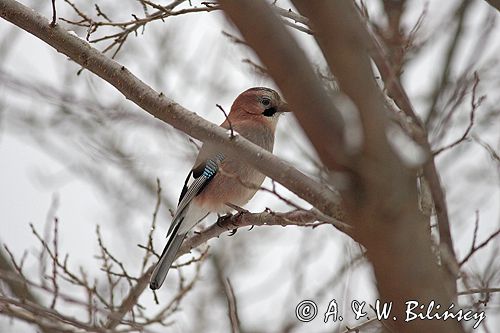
[262,107,277,117]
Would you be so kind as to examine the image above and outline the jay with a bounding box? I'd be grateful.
[150,87,288,290]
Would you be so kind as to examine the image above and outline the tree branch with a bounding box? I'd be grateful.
[362,4,458,279]
[0,0,344,220]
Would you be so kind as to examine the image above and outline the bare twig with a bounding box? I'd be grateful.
[50,217,60,309]
[425,0,472,128]
[242,58,268,76]
[223,278,241,333]
[459,228,500,267]
[433,72,484,156]
[221,30,247,45]
[458,287,500,296]
[50,0,56,27]
[473,135,500,164]
[341,317,379,333]
[470,211,480,254]
[216,103,234,138]
[62,1,219,56]
[141,178,162,271]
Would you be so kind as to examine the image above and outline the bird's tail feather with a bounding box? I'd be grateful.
[150,227,187,290]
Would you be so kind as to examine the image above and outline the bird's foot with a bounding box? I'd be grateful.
[216,212,233,228]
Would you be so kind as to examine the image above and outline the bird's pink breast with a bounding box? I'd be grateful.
[194,120,275,213]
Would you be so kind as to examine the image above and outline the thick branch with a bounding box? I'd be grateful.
[292,2,391,159]
[0,0,344,220]
[291,2,463,332]
[362,5,458,276]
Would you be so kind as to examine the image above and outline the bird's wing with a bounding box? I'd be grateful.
[166,151,225,236]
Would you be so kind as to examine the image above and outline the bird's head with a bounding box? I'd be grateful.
[228,87,289,130]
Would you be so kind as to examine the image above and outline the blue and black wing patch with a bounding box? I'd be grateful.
[168,153,225,235]
[178,152,224,204]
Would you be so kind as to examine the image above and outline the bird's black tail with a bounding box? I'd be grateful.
[150,225,187,290]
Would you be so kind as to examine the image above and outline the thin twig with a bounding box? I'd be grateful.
[433,72,483,156]
[223,278,241,333]
[473,135,500,163]
[341,317,379,333]
[50,0,56,27]
[470,211,480,255]
[141,178,162,271]
[425,0,472,128]
[221,30,247,45]
[458,287,500,296]
[50,217,59,309]
[216,103,234,138]
[459,228,500,266]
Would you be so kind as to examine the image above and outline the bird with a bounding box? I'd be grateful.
[150,87,289,290]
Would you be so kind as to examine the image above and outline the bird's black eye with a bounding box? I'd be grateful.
[261,97,271,107]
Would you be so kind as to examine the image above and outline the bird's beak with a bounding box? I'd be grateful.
[279,100,290,113]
